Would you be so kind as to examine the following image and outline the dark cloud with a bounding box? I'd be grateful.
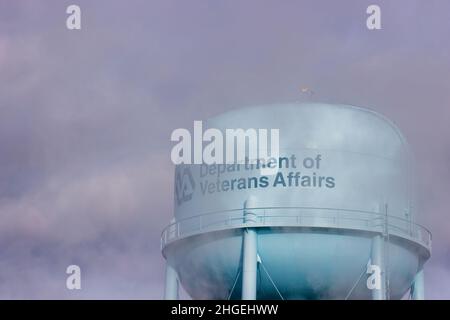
[0,0,449,298]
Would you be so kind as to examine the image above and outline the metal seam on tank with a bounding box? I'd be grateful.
[210,103,401,133]
[205,102,410,153]
[272,147,402,162]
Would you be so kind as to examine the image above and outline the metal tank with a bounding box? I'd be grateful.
[161,103,431,300]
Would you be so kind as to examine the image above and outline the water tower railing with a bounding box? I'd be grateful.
[161,207,431,251]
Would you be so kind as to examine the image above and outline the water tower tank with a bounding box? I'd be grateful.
[162,103,431,300]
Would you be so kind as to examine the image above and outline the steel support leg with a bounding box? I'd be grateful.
[370,234,387,300]
[411,269,425,300]
[164,262,179,300]
[242,196,258,300]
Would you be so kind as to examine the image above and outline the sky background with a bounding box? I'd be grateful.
[0,0,449,299]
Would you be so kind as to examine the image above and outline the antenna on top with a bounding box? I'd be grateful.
[299,86,314,98]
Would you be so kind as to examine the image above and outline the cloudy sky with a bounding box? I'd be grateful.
[0,0,449,299]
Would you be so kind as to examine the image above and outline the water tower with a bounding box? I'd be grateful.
[161,103,431,300]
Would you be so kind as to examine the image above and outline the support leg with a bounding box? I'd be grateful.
[242,196,258,300]
[164,263,179,300]
[411,269,425,300]
[370,234,386,300]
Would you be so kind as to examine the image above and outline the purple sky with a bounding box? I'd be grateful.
[0,0,449,299]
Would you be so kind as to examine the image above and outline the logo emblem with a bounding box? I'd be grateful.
[175,167,195,205]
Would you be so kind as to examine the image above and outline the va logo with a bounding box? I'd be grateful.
[175,167,195,205]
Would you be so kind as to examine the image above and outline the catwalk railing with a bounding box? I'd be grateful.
[161,207,431,252]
